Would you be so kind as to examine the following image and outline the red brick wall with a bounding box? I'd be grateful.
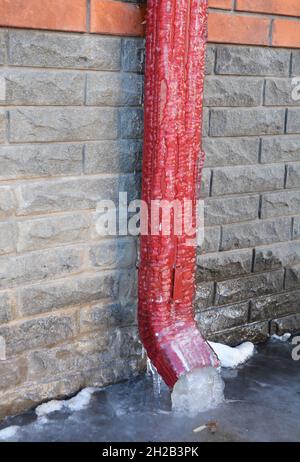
[0,0,299,48]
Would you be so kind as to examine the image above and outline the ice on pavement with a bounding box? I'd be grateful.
[172,367,225,416]
[35,387,96,417]
[0,426,20,440]
[209,341,255,368]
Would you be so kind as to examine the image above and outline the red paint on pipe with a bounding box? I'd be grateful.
[138,0,219,389]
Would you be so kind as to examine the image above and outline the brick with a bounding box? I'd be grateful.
[0,31,5,65]
[80,302,136,334]
[0,357,26,390]
[265,79,300,107]
[195,281,215,311]
[292,51,300,76]
[203,137,259,168]
[26,333,113,382]
[285,265,300,290]
[198,226,221,253]
[261,136,300,164]
[216,46,290,77]
[254,241,300,272]
[0,222,17,256]
[286,164,300,189]
[205,46,215,75]
[0,70,85,106]
[86,72,143,107]
[17,214,90,253]
[212,164,285,196]
[209,0,232,8]
[215,270,284,305]
[16,174,137,215]
[196,302,249,334]
[261,190,300,218]
[208,13,270,46]
[122,38,145,73]
[293,217,300,240]
[0,186,15,218]
[251,290,300,323]
[16,271,134,317]
[0,0,86,32]
[236,0,300,17]
[201,168,211,198]
[197,249,252,282]
[84,140,142,175]
[119,107,144,139]
[10,108,119,143]
[0,109,6,143]
[208,321,270,346]
[221,217,292,251]
[90,0,146,36]
[202,108,209,137]
[0,291,12,325]
[89,238,136,270]
[287,109,300,134]
[210,108,285,137]
[9,30,121,71]
[0,144,83,180]
[204,195,259,226]
[0,247,84,290]
[204,76,263,107]
[272,19,300,48]
[271,314,300,335]
[0,314,77,356]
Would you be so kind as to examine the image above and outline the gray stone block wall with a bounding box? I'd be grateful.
[0,29,144,419]
[198,44,300,345]
[0,27,299,419]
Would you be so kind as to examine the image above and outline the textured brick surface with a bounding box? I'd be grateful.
[90,0,146,36]
[0,0,86,32]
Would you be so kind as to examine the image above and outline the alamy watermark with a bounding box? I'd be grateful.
[292,336,300,361]
[95,193,205,246]
[292,78,300,101]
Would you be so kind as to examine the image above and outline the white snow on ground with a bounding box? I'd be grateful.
[66,388,96,412]
[36,400,64,417]
[271,333,291,342]
[0,425,20,440]
[35,387,97,417]
[209,341,255,368]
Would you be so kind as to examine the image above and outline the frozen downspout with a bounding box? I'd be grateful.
[138,0,220,389]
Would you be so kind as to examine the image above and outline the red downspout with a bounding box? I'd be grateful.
[138,0,219,389]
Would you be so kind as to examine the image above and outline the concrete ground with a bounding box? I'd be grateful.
[0,337,299,442]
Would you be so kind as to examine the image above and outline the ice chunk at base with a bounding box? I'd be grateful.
[171,367,224,416]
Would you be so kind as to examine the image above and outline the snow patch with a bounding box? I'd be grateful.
[172,367,224,416]
[0,425,20,440]
[209,341,255,368]
[35,387,96,417]
[271,333,291,342]
[36,400,64,417]
[66,388,96,412]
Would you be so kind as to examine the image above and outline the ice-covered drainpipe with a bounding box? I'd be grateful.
[138,0,220,390]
